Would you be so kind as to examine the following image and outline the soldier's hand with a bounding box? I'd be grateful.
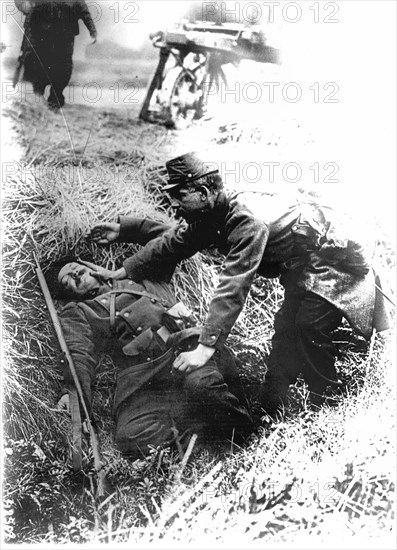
[77,259,112,279]
[90,31,97,44]
[173,344,216,374]
[78,259,126,282]
[90,223,120,244]
[57,393,70,414]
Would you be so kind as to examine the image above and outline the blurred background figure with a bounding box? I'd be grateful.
[14,0,97,110]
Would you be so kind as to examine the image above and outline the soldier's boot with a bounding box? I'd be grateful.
[48,86,65,111]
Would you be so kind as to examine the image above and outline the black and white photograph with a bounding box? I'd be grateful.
[1,1,396,547]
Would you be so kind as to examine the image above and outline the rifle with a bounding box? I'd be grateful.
[33,253,106,497]
[12,12,30,88]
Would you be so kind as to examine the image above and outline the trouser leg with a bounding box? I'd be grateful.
[295,292,343,405]
[115,351,253,458]
[260,289,343,416]
[48,37,74,109]
[216,345,250,407]
[115,389,177,459]
[23,40,49,95]
[259,290,302,416]
[181,358,254,443]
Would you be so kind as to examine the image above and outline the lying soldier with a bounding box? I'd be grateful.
[49,256,253,459]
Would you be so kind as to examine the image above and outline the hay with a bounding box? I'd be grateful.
[2,106,280,446]
[2,97,394,544]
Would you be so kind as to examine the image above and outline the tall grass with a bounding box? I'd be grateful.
[2,97,395,546]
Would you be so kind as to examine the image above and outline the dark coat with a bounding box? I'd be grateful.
[60,277,179,407]
[117,191,389,348]
[15,0,96,93]
[16,0,97,36]
[60,276,253,454]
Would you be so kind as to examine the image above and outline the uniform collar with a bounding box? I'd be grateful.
[92,280,113,297]
[213,190,230,219]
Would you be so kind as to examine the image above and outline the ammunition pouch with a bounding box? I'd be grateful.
[282,215,323,272]
[289,206,371,277]
[162,301,197,333]
[316,210,371,276]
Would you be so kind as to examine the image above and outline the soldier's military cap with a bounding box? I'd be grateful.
[163,152,219,190]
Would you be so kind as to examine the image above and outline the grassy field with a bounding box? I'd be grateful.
[2,87,395,548]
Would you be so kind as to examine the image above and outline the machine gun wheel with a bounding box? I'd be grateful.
[158,53,207,129]
[161,66,201,129]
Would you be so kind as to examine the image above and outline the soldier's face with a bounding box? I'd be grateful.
[168,186,206,222]
[58,262,100,298]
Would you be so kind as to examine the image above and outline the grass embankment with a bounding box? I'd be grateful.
[2,98,395,546]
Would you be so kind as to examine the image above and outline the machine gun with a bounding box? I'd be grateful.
[139,20,281,128]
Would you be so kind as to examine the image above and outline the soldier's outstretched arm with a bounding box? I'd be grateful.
[90,217,174,245]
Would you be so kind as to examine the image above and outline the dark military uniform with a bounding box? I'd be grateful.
[114,190,389,414]
[15,0,97,109]
[60,277,252,458]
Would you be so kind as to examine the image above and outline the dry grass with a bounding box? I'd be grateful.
[125,335,395,547]
[2,96,395,546]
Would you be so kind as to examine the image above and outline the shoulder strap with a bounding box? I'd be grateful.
[108,288,173,332]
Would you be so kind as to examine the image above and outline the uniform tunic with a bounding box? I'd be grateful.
[117,190,388,347]
[115,189,389,413]
[60,277,252,457]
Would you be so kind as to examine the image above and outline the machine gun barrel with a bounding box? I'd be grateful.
[161,22,281,64]
[141,20,280,127]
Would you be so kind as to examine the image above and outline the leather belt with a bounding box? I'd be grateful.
[108,288,172,333]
